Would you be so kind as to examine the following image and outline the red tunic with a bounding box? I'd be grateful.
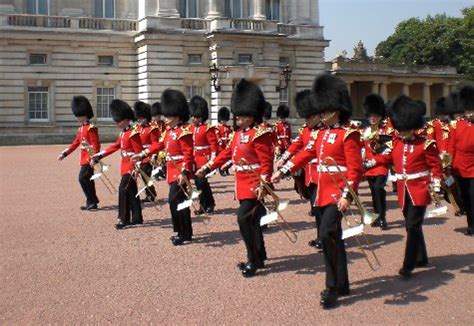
[99,125,143,176]
[210,126,274,200]
[448,119,474,178]
[192,123,219,169]
[426,119,450,154]
[260,122,278,149]
[63,122,100,165]
[362,121,393,177]
[138,123,161,162]
[375,136,443,208]
[286,125,364,207]
[217,123,232,152]
[275,120,292,152]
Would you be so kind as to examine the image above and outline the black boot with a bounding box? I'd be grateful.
[320,288,338,309]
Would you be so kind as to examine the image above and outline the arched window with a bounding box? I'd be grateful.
[26,0,49,15]
[95,0,115,18]
[179,0,199,18]
[224,0,242,18]
[265,0,280,21]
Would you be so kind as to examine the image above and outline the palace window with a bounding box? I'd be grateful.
[279,87,289,106]
[26,0,49,15]
[224,0,242,18]
[28,86,49,121]
[29,54,47,65]
[179,0,200,18]
[265,0,280,21]
[187,54,203,65]
[96,87,115,119]
[279,57,289,67]
[98,55,114,66]
[95,0,115,18]
[185,85,205,100]
[238,54,253,65]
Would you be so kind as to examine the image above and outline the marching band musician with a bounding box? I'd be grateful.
[272,74,363,309]
[276,90,323,249]
[362,94,393,230]
[150,102,168,180]
[261,101,278,152]
[196,79,274,277]
[216,107,233,176]
[447,86,474,236]
[370,95,443,278]
[427,97,451,157]
[275,104,292,156]
[189,95,219,215]
[133,89,195,245]
[133,101,159,202]
[151,101,166,134]
[91,100,144,229]
[58,96,101,211]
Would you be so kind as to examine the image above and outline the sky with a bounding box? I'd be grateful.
[319,0,472,60]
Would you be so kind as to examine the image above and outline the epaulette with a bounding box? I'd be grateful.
[386,127,395,135]
[426,120,435,127]
[386,140,393,149]
[310,129,319,140]
[178,126,192,139]
[150,123,160,132]
[343,127,360,141]
[206,124,217,132]
[424,139,437,150]
[88,123,97,130]
[426,127,434,135]
[130,124,140,137]
[254,125,271,140]
[228,131,235,143]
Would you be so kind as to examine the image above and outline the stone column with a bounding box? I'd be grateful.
[423,83,432,116]
[157,0,179,18]
[138,0,156,19]
[289,1,313,24]
[371,81,379,94]
[379,82,388,100]
[0,0,16,13]
[251,0,265,20]
[310,0,319,25]
[402,83,410,96]
[126,0,138,19]
[346,80,353,95]
[442,84,450,97]
[206,0,220,19]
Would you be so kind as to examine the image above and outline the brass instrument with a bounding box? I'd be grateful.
[321,156,381,271]
[440,153,462,215]
[238,158,297,244]
[82,140,117,195]
[427,186,448,218]
[133,162,160,212]
[362,123,391,154]
[167,154,202,212]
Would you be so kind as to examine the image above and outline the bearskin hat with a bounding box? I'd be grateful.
[110,99,135,123]
[445,91,463,116]
[434,97,448,116]
[277,104,290,119]
[363,94,386,118]
[189,95,209,121]
[133,101,152,121]
[71,95,93,119]
[294,89,318,119]
[231,79,265,120]
[218,107,230,122]
[161,89,190,122]
[312,74,352,123]
[151,102,162,117]
[389,95,425,131]
[459,85,474,112]
[263,101,272,120]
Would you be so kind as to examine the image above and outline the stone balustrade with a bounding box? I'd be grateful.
[180,18,208,31]
[230,18,265,31]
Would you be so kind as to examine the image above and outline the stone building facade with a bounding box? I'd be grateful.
[0,0,327,144]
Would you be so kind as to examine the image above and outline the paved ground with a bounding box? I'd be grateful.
[1,145,473,324]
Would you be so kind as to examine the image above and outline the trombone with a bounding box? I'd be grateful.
[167,154,202,212]
[238,158,297,244]
[440,153,462,215]
[133,162,160,212]
[82,140,117,194]
[321,156,381,271]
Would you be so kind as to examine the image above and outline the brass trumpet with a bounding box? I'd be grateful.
[82,140,117,195]
[238,158,297,244]
[322,156,381,271]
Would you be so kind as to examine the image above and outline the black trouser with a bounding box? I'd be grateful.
[367,175,387,222]
[195,176,215,210]
[308,183,321,239]
[319,204,349,290]
[78,164,99,205]
[238,199,267,264]
[458,177,474,231]
[402,191,428,270]
[118,174,143,225]
[168,182,193,239]
[140,162,157,200]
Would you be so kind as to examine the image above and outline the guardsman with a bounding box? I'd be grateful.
[189,95,219,214]
[58,96,100,211]
[361,94,393,230]
[150,102,167,180]
[217,107,232,153]
[276,90,323,249]
[373,95,443,278]
[91,100,144,229]
[134,90,194,245]
[196,79,274,277]
[261,101,278,152]
[133,101,159,202]
[275,104,292,157]
[272,74,363,309]
[448,86,474,236]
[427,97,451,157]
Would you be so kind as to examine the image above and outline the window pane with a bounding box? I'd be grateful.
[266,0,271,19]
[188,0,197,18]
[233,0,241,18]
[272,0,280,20]
[179,0,186,18]
[27,0,36,14]
[38,0,48,15]
[30,54,47,65]
[105,0,114,18]
[95,0,103,17]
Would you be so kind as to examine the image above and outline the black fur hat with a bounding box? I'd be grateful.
[231,79,265,120]
[277,104,290,119]
[161,89,190,122]
[363,94,386,118]
[434,97,448,116]
[459,85,474,112]
[263,101,272,120]
[71,96,93,119]
[218,107,230,122]
[389,95,425,131]
[151,102,162,117]
[445,91,463,115]
[312,74,352,123]
[189,95,209,121]
[110,99,135,123]
[133,101,152,122]
[295,89,318,119]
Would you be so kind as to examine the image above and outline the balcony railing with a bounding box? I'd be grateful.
[7,14,71,28]
[277,24,296,35]
[230,19,264,31]
[180,18,208,31]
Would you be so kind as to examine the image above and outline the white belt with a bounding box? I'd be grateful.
[143,144,151,148]
[395,170,430,181]
[233,163,260,171]
[310,159,318,164]
[121,151,135,157]
[317,165,348,172]
[278,135,289,139]
[166,155,184,161]
[194,145,210,150]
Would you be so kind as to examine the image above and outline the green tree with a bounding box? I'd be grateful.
[375,7,474,79]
